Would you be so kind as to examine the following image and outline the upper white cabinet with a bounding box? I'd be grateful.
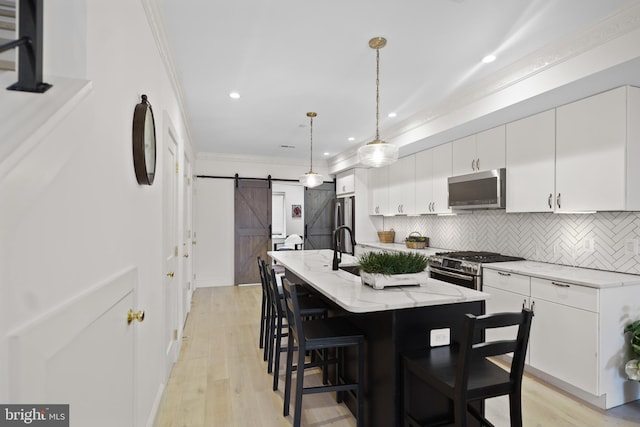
[555,86,640,212]
[368,166,389,215]
[336,170,355,196]
[388,155,416,215]
[415,143,452,214]
[452,125,505,176]
[506,109,556,212]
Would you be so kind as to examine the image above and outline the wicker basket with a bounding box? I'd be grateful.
[377,230,395,243]
[404,232,428,249]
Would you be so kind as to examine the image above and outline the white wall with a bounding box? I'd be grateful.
[0,1,192,425]
[194,178,234,287]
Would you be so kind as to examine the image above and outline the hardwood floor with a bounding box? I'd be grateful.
[153,285,640,427]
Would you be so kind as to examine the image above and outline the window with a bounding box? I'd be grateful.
[272,192,286,237]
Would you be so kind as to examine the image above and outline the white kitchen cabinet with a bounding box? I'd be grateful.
[388,155,415,215]
[506,109,556,212]
[555,86,640,212]
[482,265,640,408]
[336,170,355,196]
[415,143,452,214]
[528,278,599,395]
[368,166,389,215]
[414,149,433,214]
[483,269,531,360]
[452,125,505,176]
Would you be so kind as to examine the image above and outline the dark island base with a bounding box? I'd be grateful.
[341,302,485,427]
[284,270,485,427]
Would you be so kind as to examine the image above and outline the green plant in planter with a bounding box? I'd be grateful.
[358,251,428,275]
[623,320,640,381]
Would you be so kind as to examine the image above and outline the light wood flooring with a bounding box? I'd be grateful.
[153,285,640,427]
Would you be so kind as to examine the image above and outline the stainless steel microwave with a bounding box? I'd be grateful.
[448,168,506,209]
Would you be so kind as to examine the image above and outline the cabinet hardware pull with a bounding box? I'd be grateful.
[522,299,527,309]
[556,193,561,209]
[548,193,552,209]
[476,158,480,170]
[431,202,434,212]
[551,281,571,288]
[531,300,535,312]
[471,159,475,170]
[497,271,511,276]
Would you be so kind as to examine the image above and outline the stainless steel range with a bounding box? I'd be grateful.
[429,251,524,290]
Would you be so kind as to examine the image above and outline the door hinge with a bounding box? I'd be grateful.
[176,162,179,173]
[174,246,178,257]
[173,329,178,341]
[187,177,191,186]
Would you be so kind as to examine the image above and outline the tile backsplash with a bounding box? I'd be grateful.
[383,210,640,275]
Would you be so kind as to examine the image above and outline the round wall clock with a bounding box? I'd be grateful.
[132,94,157,185]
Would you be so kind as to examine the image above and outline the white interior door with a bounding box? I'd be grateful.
[181,152,193,325]
[163,124,179,377]
[8,268,138,427]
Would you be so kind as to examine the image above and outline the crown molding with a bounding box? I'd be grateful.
[197,151,330,168]
[141,0,195,150]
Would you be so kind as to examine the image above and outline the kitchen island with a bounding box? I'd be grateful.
[268,249,490,427]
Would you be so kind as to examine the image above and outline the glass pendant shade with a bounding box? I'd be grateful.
[299,111,324,188]
[299,171,324,188]
[358,36,398,168]
[358,139,399,168]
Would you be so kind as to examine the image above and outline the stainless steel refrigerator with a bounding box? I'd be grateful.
[334,195,355,254]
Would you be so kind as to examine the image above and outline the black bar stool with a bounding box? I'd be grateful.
[402,309,533,427]
[282,279,365,427]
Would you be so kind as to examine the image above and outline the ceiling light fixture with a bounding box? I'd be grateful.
[299,112,324,188]
[482,54,496,63]
[229,92,240,99]
[358,37,398,168]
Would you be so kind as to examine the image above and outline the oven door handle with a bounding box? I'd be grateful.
[430,267,475,282]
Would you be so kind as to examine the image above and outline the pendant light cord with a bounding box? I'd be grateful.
[375,46,380,141]
[309,114,314,172]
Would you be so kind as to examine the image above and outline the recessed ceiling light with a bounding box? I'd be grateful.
[388,112,397,118]
[482,55,496,64]
[323,152,330,156]
[348,137,355,141]
[229,92,241,99]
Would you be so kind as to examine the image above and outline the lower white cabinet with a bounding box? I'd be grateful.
[528,282,598,395]
[483,266,640,409]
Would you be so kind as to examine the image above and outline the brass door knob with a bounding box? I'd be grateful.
[127,309,145,324]
[166,272,174,277]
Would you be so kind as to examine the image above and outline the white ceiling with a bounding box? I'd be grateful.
[158,0,640,166]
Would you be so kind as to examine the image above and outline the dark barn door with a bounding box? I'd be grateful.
[235,178,271,284]
[304,182,335,250]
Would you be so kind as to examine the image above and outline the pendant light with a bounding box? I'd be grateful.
[358,37,399,168]
[299,112,324,188]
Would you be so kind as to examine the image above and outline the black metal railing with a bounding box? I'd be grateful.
[0,0,51,93]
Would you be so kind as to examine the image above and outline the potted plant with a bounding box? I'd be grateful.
[404,232,429,249]
[358,251,429,290]
[624,320,640,380]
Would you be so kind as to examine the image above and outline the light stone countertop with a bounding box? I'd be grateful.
[482,260,640,289]
[268,249,489,313]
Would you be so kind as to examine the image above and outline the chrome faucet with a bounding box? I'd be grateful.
[332,225,356,270]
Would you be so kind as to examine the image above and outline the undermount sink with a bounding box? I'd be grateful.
[338,265,361,276]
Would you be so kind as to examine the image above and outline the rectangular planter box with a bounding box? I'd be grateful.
[361,271,429,290]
